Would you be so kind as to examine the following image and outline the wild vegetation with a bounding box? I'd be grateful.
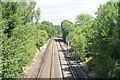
[1,1,61,78]
[37,21,61,38]
[1,0,119,79]
[62,1,120,78]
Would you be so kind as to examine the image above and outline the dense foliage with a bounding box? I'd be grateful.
[38,21,61,38]
[61,20,74,42]
[1,0,119,79]
[62,1,120,78]
[1,1,61,78]
[2,2,39,78]
[35,30,48,48]
[88,2,120,78]
[1,1,59,78]
[54,25,62,36]
[75,14,94,24]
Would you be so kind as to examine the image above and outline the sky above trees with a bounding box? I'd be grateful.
[36,0,107,25]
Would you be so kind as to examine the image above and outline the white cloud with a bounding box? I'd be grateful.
[35,0,107,25]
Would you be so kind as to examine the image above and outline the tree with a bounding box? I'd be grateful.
[89,1,120,78]
[54,25,62,36]
[61,20,74,42]
[34,8,41,25]
[36,30,48,48]
[38,21,56,38]
[75,14,94,24]
[70,14,94,61]
[2,1,42,78]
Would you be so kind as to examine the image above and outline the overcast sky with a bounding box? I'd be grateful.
[35,0,107,25]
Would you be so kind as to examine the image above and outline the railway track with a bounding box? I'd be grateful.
[61,41,90,79]
[36,38,63,80]
[36,38,53,79]
[35,37,87,80]
[56,38,88,80]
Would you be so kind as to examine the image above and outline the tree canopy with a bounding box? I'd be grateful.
[61,20,74,42]
[1,0,120,79]
[75,14,94,24]
[61,1,120,78]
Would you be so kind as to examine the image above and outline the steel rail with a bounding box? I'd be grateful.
[58,38,87,80]
[36,38,53,80]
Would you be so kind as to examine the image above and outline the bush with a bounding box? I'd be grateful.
[36,30,48,49]
[2,24,37,78]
